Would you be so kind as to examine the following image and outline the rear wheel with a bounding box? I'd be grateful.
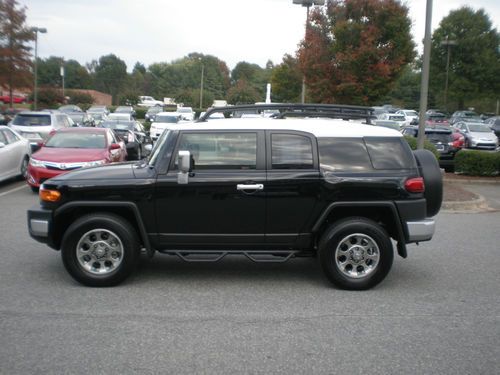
[61,213,139,287]
[319,218,394,290]
[19,156,29,179]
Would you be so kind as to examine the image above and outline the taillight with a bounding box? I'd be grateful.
[405,177,425,193]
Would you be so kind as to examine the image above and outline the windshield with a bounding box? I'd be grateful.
[468,124,491,132]
[178,108,192,113]
[155,115,179,123]
[149,130,171,165]
[12,114,51,126]
[389,115,405,121]
[69,114,84,122]
[426,133,451,143]
[45,132,106,148]
[115,107,131,113]
[405,111,417,116]
[428,114,447,121]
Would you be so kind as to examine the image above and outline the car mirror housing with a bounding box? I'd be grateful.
[177,150,191,185]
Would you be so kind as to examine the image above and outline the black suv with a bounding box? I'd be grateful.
[401,125,461,171]
[27,104,442,290]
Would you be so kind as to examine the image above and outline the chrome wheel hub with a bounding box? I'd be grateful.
[335,233,380,279]
[76,229,123,275]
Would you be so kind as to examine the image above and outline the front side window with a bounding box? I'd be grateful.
[177,132,257,170]
[271,134,313,169]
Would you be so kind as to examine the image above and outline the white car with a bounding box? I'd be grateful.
[138,96,163,107]
[9,111,73,149]
[0,126,31,182]
[177,106,195,121]
[150,112,182,141]
[107,113,134,121]
[377,113,406,128]
[454,121,499,150]
[396,109,419,125]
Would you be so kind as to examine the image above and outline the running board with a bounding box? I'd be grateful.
[157,250,302,263]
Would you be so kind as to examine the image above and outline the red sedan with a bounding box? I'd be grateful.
[0,95,27,104]
[26,127,127,191]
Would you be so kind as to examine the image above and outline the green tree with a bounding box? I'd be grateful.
[298,0,415,105]
[38,57,91,89]
[227,79,261,104]
[270,54,302,103]
[0,0,33,107]
[430,7,500,111]
[94,54,127,104]
[231,61,272,97]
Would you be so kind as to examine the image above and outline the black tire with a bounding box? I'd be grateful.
[19,156,29,180]
[319,217,394,290]
[413,149,443,217]
[61,213,139,287]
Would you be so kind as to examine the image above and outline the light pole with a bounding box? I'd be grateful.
[417,0,432,150]
[199,59,204,109]
[31,27,47,110]
[293,0,325,103]
[60,62,65,101]
[440,36,457,112]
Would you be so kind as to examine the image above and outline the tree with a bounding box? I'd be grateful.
[94,54,127,104]
[0,0,34,107]
[38,57,91,89]
[231,61,272,96]
[429,7,500,111]
[227,79,261,104]
[271,54,302,103]
[297,0,415,105]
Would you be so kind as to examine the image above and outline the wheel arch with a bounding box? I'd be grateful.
[53,201,151,254]
[312,202,407,258]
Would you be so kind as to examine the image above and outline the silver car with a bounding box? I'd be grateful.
[0,125,31,182]
[454,121,499,150]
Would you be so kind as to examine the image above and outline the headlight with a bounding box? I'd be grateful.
[29,158,45,168]
[83,159,106,167]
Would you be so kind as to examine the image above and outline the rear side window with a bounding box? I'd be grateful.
[271,134,313,169]
[319,138,372,172]
[364,137,414,169]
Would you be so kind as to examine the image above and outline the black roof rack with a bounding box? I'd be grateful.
[197,103,376,124]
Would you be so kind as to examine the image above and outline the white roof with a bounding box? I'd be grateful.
[172,117,403,138]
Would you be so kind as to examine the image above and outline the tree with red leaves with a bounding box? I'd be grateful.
[298,0,415,105]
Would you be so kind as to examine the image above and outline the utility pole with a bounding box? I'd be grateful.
[441,36,457,112]
[31,27,47,110]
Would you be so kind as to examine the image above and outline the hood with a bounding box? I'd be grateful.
[469,131,497,141]
[33,147,106,163]
[49,162,135,183]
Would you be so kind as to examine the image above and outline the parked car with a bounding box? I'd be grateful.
[87,106,110,115]
[484,116,500,139]
[99,120,152,160]
[114,106,136,118]
[450,110,481,125]
[396,109,419,125]
[401,125,462,171]
[0,113,6,125]
[138,96,164,107]
[26,127,126,192]
[453,121,499,150]
[425,112,449,127]
[87,112,108,126]
[107,113,134,121]
[150,112,182,141]
[67,112,95,127]
[0,125,31,183]
[145,106,164,122]
[377,113,406,128]
[177,106,195,121]
[27,103,443,290]
[0,94,26,104]
[9,111,73,150]
[58,105,83,113]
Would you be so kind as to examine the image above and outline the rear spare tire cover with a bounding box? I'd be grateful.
[413,149,443,217]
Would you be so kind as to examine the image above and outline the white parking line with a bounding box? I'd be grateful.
[0,184,28,198]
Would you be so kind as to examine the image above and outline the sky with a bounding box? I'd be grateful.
[23,0,500,72]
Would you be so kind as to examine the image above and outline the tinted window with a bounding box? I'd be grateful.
[365,137,414,169]
[45,132,106,149]
[319,138,372,172]
[178,132,257,170]
[271,134,313,169]
[12,114,51,126]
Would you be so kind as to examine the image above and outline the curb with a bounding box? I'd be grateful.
[443,177,500,185]
[442,195,491,212]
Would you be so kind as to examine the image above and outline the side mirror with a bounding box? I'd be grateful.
[0,142,5,148]
[177,150,191,185]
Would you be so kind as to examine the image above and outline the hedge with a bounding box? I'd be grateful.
[403,136,440,160]
[454,150,500,176]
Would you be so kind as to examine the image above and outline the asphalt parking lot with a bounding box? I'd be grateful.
[0,180,499,374]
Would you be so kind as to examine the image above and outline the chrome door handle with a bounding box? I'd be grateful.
[237,184,264,191]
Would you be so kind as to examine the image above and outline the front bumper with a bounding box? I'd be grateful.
[406,219,435,242]
[27,206,57,249]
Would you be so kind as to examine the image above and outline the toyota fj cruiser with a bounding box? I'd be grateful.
[27,104,442,290]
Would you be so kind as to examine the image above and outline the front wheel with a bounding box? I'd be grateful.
[319,218,394,290]
[61,213,139,286]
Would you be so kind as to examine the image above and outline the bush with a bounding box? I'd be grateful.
[67,91,93,106]
[404,136,440,160]
[134,107,146,119]
[28,88,63,109]
[454,150,500,176]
